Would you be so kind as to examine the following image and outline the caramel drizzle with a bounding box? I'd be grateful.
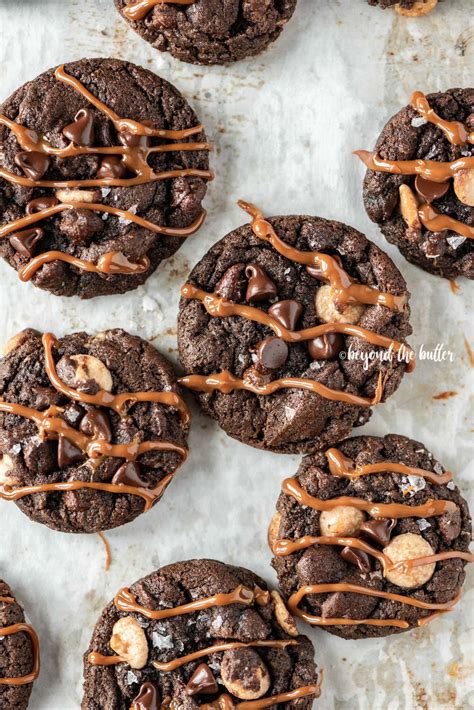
[354,150,474,183]
[122,0,195,22]
[114,584,268,620]
[239,200,407,312]
[410,92,473,146]
[199,686,321,710]
[282,477,456,518]
[325,447,453,484]
[0,599,40,686]
[179,369,384,408]
[18,250,150,282]
[418,203,474,241]
[287,584,461,628]
[182,283,416,372]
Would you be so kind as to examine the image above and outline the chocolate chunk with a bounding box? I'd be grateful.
[112,461,150,488]
[340,546,372,573]
[308,333,344,360]
[185,663,218,696]
[245,264,277,303]
[14,151,51,181]
[62,403,85,429]
[414,175,449,204]
[57,437,84,467]
[268,299,303,331]
[255,337,288,370]
[59,209,104,245]
[9,228,44,257]
[97,156,129,179]
[215,263,246,302]
[26,196,59,214]
[131,682,160,710]
[62,108,95,147]
[360,518,396,547]
[79,409,112,442]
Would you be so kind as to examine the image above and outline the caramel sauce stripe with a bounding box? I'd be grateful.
[18,251,150,282]
[0,623,40,686]
[418,204,474,241]
[410,92,473,146]
[199,686,321,710]
[123,0,196,23]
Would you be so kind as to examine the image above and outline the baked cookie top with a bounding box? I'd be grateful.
[82,559,320,709]
[114,0,297,65]
[178,202,413,454]
[0,579,39,709]
[357,88,474,279]
[270,434,473,639]
[0,328,190,533]
[0,57,211,298]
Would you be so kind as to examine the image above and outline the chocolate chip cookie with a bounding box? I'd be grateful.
[114,0,297,65]
[270,434,473,639]
[0,328,190,533]
[177,201,413,454]
[0,579,39,708]
[0,57,212,298]
[357,88,474,279]
[82,559,320,709]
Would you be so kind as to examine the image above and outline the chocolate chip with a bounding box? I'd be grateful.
[79,409,112,442]
[62,108,95,147]
[414,175,449,203]
[9,228,44,258]
[14,151,51,181]
[268,299,303,331]
[96,156,129,179]
[185,663,219,696]
[340,546,372,573]
[308,333,344,360]
[112,462,150,488]
[215,263,246,302]
[61,403,85,429]
[360,518,396,548]
[131,682,160,710]
[59,208,104,245]
[118,120,152,148]
[26,196,59,214]
[57,437,84,467]
[255,337,288,370]
[245,264,277,303]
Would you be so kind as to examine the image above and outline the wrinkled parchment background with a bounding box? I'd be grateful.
[0,1,473,707]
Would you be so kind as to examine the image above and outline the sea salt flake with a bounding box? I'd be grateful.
[152,632,174,650]
[208,661,220,672]
[136,618,149,629]
[407,474,426,492]
[101,187,111,198]
[446,481,455,490]
[119,203,138,224]
[284,268,291,275]
[126,671,139,685]
[10,443,21,454]
[417,518,431,531]
[433,462,443,474]
[284,406,296,421]
[446,236,466,250]
[411,116,427,128]
[251,353,258,364]
[461,148,472,157]
[310,361,323,370]
[237,354,245,364]
[102,213,109,220]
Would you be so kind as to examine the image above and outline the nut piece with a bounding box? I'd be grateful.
[267,512,281,550]
[320,505,366,537]
[56,354,113,393]
[384,532,436,589]
[453,169,474,207]
[395,0,438,16]
[315,285,365,324]
[0,454,17,486]
[55,188,101,204]
[271,590,298,637]
[221,647,270,700]
[399,185,421,229]
[110,616,148,669]
[3,328,40,356]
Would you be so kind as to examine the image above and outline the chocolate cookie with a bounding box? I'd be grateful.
[0,58,212,298]
[0,328,190,533]
[114,0,297,65]
[357,88,474,280]
[270,434,473,640]
[368,0,438,15]
[177,201,413,454]
[0,579,39,708]
[82,559,320,709]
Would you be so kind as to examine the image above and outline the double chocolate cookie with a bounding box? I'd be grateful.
[114,0,298,65]
[0,58,211,298]
[0,580,39,708]
[270,434,473,639]
[82,559,320,709]
[178,201,413,454]
[357,88,474,279]
[368,0,438,15]
[0,328,189,533]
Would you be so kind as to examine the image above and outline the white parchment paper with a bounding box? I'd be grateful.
[0,1,473,707]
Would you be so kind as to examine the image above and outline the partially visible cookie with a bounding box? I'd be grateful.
[178,201,413,454]
[0,580,39,708]
[368,0,438,14]
[271,434,473,639]
[0,328,190,533]
[82,559,320,709]
[114,0,298,65]
[0,58,211,298]
[357,88,474,279]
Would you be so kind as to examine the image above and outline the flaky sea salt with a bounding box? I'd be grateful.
[10,443,21,454]
[399,474,426,497]
[446,236,466,250]
[152,632,174,650]
[411,116,427,127]
[446,481,456,490]
[285,406,296,421]
[126,671,138,685]
[417,519,431,531]
[433,462,443,474]
[101,187,111,198]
